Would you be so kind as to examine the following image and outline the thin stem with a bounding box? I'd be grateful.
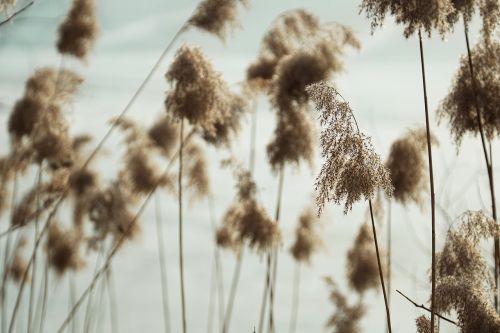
[27,166,42,333]
[418,29,436,331]
[386,200,392,333]
[463,20,499,311]
[106,267,119,333]
[1,174,17,333]
[0,1,34,27]
[369,200,392,333]
[178,119,187,333]
[222,250,242,333]
[207,194,224,330]
[206,258,216,333]
[396,290,457,326]
[257,257,270,333]
[37,257,49,333]
[268,165,285,333]
[69,274,77,333]
[155,193,172,333]
[288,263,300,333]
[55,130,194,333]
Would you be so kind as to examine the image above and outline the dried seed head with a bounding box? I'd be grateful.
[290,205,322,264]
[184,141,210,201]
[188,0,248,40]
[437,38,500,145]
[202,92,247,147]
[12,171,69,227]
[346,223,380,294]
[267,106,314,171]
[415,315,436,333]
[217,162,280,253]
[215,224,239,251]
[88,182,140,244]
[386,128,437,207]
[46,222,84,275]
[56,0,98,59]
[148,116,179,157]
[446,0,499,39]
[0,0,16,13]
[120,148,165,196]
[165,46,231,137]
[325,277,365,333]
[359,0,454,38]
[8,238,29,284]
[307,82,393,215]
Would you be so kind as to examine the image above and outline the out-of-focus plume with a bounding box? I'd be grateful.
[290,205,322,264]
[56,0,98,59]
[46,221,84,275]
[325,277,365,333]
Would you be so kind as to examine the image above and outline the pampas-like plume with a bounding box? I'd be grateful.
[346,223,380,294]
[184,141,210,201]
[11,170,69,227]
[88,182,140,245]
[201,92,247,148]
[56,0,98,59]
[386,128,437,206]
[446,0,499,38]
[188,0,249,40]
[415,316,435,333]
[437,38,500,145]
[165,45,231,137]
[290,206,322,264]
[46,222,84,275]
[9,239,29,284]
[0,0,16,14]
[8,68,82,143]
[306,81,393,215]
[325,277,365,333]
[359,0,454,38]
[267,106,314,171]
[271,26,360,111]
[148,116,179,157]
[246,9,322,91]
[432,211,500,331]
[216,162,280,253]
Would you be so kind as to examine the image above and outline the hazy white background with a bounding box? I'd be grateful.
[0,0,494,332]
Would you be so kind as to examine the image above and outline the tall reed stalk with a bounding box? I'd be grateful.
[208,194,224,331]
[386,199,392,333]
[369,200,392,333]
[155,193,172,333]
[222,103,258,333]
[27,166,42,333]
[106,267,119,333]
[178,119,187,333]
[268,165,285,333]
[462,18,498,310]
[417,29,437,331]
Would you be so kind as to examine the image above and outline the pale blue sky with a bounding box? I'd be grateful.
[0,0,492,332]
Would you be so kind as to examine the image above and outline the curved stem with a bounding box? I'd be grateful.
[106,267,119,333]
[418,29,436,331]
[0,1,34,27]
[369,200,392,333]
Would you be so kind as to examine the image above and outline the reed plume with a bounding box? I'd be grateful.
[188,0,249,40]
[325,277,365,333]
[184,141,210,201]
[415,315,435,333]
[56,0,98,59]
[359,0,454,38]
[46,222,84,275]
[387,128,437,207]
[0,0,16,13]
[307,81,393,332]
[216,162,280,254]
[445,0,499,40]
[290,206,321,264]
[306,82,393,215]
[433,211,500,331]
[438,38,499,145]
[148,116,179,157]
[346,223,380,294]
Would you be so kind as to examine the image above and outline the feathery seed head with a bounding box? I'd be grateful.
[56,0,98,59]
[290,205,322,264]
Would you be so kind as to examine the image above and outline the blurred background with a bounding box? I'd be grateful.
[0,0,493,332]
